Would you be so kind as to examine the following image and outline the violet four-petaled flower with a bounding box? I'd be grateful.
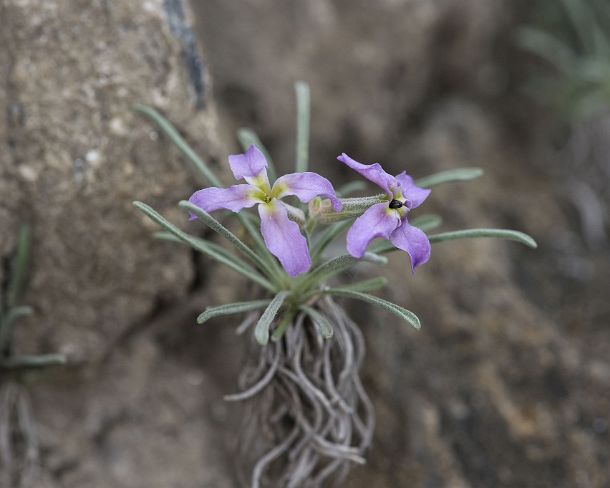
[337,153,431,271]
[189,145,342,276]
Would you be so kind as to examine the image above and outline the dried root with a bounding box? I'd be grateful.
[231,297,374,487]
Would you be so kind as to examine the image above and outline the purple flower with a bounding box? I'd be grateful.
[337,153,431,271]
[189,145,341,276]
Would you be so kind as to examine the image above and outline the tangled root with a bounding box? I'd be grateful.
[230,297,374,487]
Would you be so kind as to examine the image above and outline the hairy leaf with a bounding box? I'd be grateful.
[198,300,271,324]
[134,105,221,187]
[324,289,421,329]
[416,168,484,188]
[301,306,334,339]
[428,228,538,248]
[295,81,310,173]
[255,292,289,345]
[134,202,275,291]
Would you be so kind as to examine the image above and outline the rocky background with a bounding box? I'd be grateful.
[1,0,609,487]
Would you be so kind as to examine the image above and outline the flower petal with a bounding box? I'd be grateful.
[337,153,398,196]
[188,184,258,219]
[273,172,342,211]
[258,200,311,276]
[395,172,431,209]
[228,145,269,186]
[389,220,431,272]
[346,202,401,258]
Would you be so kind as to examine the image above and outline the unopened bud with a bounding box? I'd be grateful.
[309,194,387,224]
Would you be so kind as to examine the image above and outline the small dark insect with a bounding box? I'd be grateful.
[388,199,403,209]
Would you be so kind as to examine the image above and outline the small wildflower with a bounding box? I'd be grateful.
[338,153,431,271]
[189,145,341,276]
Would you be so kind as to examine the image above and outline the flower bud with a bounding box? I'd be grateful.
[309,194,387,224]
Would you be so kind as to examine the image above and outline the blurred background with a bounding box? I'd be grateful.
[1,0,609,486]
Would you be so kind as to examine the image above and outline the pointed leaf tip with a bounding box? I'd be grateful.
[428,228,538,249]
[197,300,271,325]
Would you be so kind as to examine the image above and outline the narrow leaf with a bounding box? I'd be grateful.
[428,228,538,248]
[303,253,387,290]
[155,230,255,274]
[270,310,295,342]
[179,201,279,278]
[301,306,334,339]
[303,276,388,301]
[372,227,537,254]
[134,202,275,291]
[7,225,30,308]
[134,105,221,186]
[0,353,66,370]
[134,106,284,284]
[416,168,484,188]
[134,106,284,282]
[0,306,33,354]
[255,292,289,345]
[324,289,421,329]
[332,276,388,294]
[154,231,181,241]
[295,81,310,173]
[155,231,275,291]
[237,128,277,181]
[198,300,271,324]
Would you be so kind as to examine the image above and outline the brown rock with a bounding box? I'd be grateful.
[1,1,235,485]
[0,0,223,362]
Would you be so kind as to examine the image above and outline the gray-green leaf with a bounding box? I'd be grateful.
[134,105,221,187]
[416,168,483,188]
[301,306,334,339]
[133,202,275,291]
[179,201,280,279]
[428,228,538,248]
[198,300,271,324]
[255,292,289,345]
[323,289,421,329]
[295,81,311,173]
